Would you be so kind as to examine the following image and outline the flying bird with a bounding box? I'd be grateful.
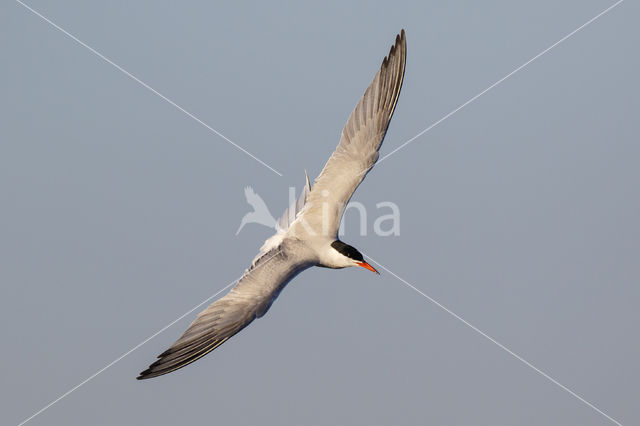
[138,30,406,379]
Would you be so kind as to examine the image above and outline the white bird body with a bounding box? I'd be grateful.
[138,30,406,379]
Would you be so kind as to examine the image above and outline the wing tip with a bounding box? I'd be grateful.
[136,366,158,380]
[136,370,167,380]
[136,356,168,380]
[381,29,406,70]
[135,345,191,380]
[135,359,178,381]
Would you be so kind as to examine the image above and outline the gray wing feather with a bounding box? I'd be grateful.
[137,245,311,379]
[276,171,311,232]
[294,30,406,238]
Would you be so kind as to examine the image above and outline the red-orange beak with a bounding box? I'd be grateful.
[356,261,379,274]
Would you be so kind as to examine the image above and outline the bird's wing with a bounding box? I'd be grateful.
[137,244,311,380]
[276,171,311,233]
[293,30,406,238]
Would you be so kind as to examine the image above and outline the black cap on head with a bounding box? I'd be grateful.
[331,240,364,262]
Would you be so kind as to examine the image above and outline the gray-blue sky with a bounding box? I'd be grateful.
[1,1,638,425]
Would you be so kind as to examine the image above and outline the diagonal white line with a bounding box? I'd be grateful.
[16,249,283,426]
[377,0,624,166]
[16,283,234,426]
[363,253,623,426]
[15,0,283,177]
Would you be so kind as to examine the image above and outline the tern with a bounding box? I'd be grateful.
[138,30,406,379]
